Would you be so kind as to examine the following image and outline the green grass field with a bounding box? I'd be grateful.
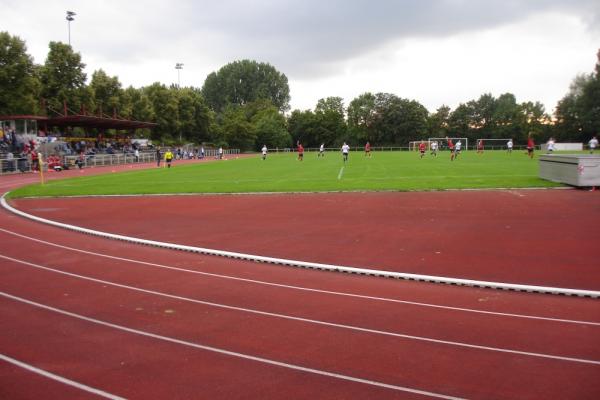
[8,150,563,198]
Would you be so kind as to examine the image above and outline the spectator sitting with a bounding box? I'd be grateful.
[75,152,85,169]
[47,154,63,171]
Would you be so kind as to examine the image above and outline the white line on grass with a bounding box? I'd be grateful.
[337,166,344,180]
[2,254,599,365]
[0,353,126,400]
[0,291,464,400]
[0,227,598,327]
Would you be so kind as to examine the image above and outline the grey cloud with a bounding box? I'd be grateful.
[177,0,599,77]
[10,0,596,84]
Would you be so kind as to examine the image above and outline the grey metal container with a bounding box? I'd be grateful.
[539,154,600,186]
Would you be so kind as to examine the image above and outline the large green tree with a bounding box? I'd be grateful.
[175,87,214,144]
[219,104,255,150]
[492,93,520,139]
[555,50,600,141]
[0,31,40,115]
[371,93,428,144]
[40,42,88,114]
[427,105,451,138]
[90,69,122,115]
[347,93,377,143]
[144,82,179,141]
[202,60,290,112]
[314,96,347,145]
[287,109,320,147]
[252,106,291,149]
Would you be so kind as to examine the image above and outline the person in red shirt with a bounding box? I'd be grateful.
[418,141,427,158]
[447,137,455,161]
[30,151,39,171]
[365,141,371,157]
[477,139,484,154]
[527,135,535,159]
[297,142,304,161]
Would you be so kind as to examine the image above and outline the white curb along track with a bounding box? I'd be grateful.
[2,194,599,299]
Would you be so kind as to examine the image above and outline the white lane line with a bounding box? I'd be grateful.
[337,166,344,180]
[0,227,598,327]
[0,353,126,400]
[2,254,599,366]
[0,291,464,400]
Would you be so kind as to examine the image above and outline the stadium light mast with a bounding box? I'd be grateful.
[66,11,76,46]
[175,62,184,142]
[175,63,184,87]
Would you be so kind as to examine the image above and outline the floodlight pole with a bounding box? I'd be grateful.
[175,63,184,143]
[175,63,184,88]
[66,11,76,46]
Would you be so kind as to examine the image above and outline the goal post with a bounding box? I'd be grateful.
[408,141,429,151]
[475,138,512,150]
[428,137,468,151]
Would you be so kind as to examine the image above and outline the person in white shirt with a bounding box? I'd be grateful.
[430,141,438,157]
[261,145,267,160]
[342,142,350,162]
[589,136,598,154]
[507,139,513,154]
[134,148,140,162]
[546,138,556,153]
[454,140,462,159]
[218,147,223,159]
[318,143,325,158]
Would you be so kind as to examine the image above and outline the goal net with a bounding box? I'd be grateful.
[408,141,429,151]
[428,137,468,151]
[475,138,512,150]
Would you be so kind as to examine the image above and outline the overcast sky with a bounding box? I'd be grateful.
[3,0,599,114]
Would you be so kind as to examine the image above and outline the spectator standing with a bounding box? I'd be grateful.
[6,151,14,172]
[589,136,598,154]
[156,147,162,167]
[30,151,39,171]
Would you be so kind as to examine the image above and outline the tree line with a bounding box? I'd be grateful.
[1,31,598,150]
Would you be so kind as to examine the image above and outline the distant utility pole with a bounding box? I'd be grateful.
[175,62,184,143]
[175,63,184,87]
[66,10,76,46]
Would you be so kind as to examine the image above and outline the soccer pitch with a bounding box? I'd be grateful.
[8,150,562,198]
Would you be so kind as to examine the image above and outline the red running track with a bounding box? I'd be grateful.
[1,159,600,399]
[11,189,600,290]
